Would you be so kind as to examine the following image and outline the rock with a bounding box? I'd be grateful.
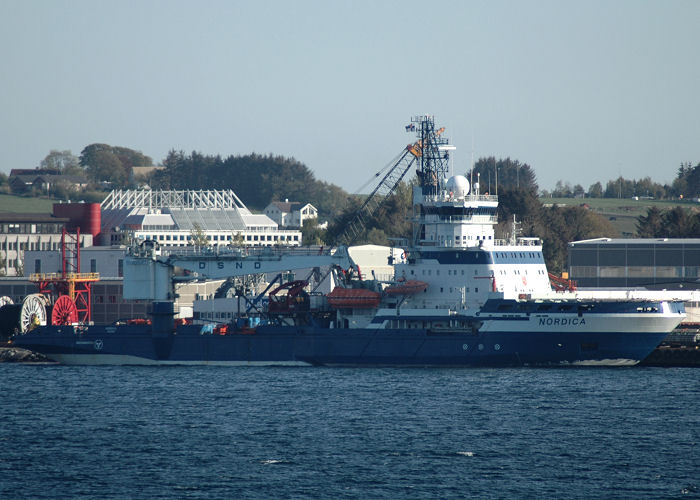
[0,347,50,363]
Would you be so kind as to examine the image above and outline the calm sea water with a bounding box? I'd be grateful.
[0,366,697,499]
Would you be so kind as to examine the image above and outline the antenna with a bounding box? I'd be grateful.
[469,135,474,192]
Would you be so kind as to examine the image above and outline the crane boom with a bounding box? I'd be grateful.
[337,142,422,246]
[335,117,449,246]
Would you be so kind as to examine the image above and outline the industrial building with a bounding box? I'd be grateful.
[0,203,99,276]
[568,238,700,290]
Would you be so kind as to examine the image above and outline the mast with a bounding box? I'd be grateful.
[413,115,450,195]
[410,116,451,247]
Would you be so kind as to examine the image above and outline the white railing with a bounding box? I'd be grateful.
[422,194,498,203]
[102,189,247,210]
[160,245,331,259]
[494,238,542,247]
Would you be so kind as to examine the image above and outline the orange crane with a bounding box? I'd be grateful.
[336,118,449,246]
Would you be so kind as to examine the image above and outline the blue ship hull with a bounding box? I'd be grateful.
[12,323,669,367]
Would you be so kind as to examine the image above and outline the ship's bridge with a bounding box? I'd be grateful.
[416,187,500,249]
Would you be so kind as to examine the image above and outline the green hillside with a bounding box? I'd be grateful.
[0,194,56,213]
[540,197,699,237]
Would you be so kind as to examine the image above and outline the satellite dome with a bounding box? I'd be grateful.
[446,175,470,197]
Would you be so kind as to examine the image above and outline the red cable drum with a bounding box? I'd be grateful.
[51,295,79,326]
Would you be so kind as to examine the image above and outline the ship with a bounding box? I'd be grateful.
[11,116,687,366]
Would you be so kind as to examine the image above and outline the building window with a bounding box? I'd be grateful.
[118,259,124,277]
[90,259,97,273]
[34,259,41,273]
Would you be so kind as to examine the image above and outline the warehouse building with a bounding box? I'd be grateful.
[568,238,700,290]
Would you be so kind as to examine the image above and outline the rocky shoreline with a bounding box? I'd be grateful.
[0,347,51,363]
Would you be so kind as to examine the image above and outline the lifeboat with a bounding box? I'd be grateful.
[384,280,428,295]
[213,324,229,335]
[327,287,381,309]
[126,318,152,325]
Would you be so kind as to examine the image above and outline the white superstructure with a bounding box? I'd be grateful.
[394,175,551,309]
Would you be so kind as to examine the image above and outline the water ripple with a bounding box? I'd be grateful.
[0,365,697,499]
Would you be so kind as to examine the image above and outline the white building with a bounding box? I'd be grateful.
[0,212,92,276]
[264,200,318,228]
[101,189,302,247]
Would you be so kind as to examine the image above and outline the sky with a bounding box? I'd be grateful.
[1,0,698,193]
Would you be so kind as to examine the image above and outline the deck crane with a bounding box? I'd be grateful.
[336,116,450,246]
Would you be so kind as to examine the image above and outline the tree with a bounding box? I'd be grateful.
[230,232,246,247]
[664,207,699,237]
[587,182,603,198]
[604,177,635,198]
[496,187,541,238]
[86,149,126,185]
[151,150,349,217]
[366,228,389,246]
[636,207,664,237]
[533,205,616,274]
[190,223,209,247]
[80,144,152,188]
[301,219,326,246]
[551,180,572,198]
[472,157,538,193]
[40,150,81,175]
[682,163,700,198]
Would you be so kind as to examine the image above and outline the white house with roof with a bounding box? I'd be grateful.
[264,200,318,228]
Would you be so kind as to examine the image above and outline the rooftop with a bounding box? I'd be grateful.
[570,238,700,246]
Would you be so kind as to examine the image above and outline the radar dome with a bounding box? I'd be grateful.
[446,175,470,197]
